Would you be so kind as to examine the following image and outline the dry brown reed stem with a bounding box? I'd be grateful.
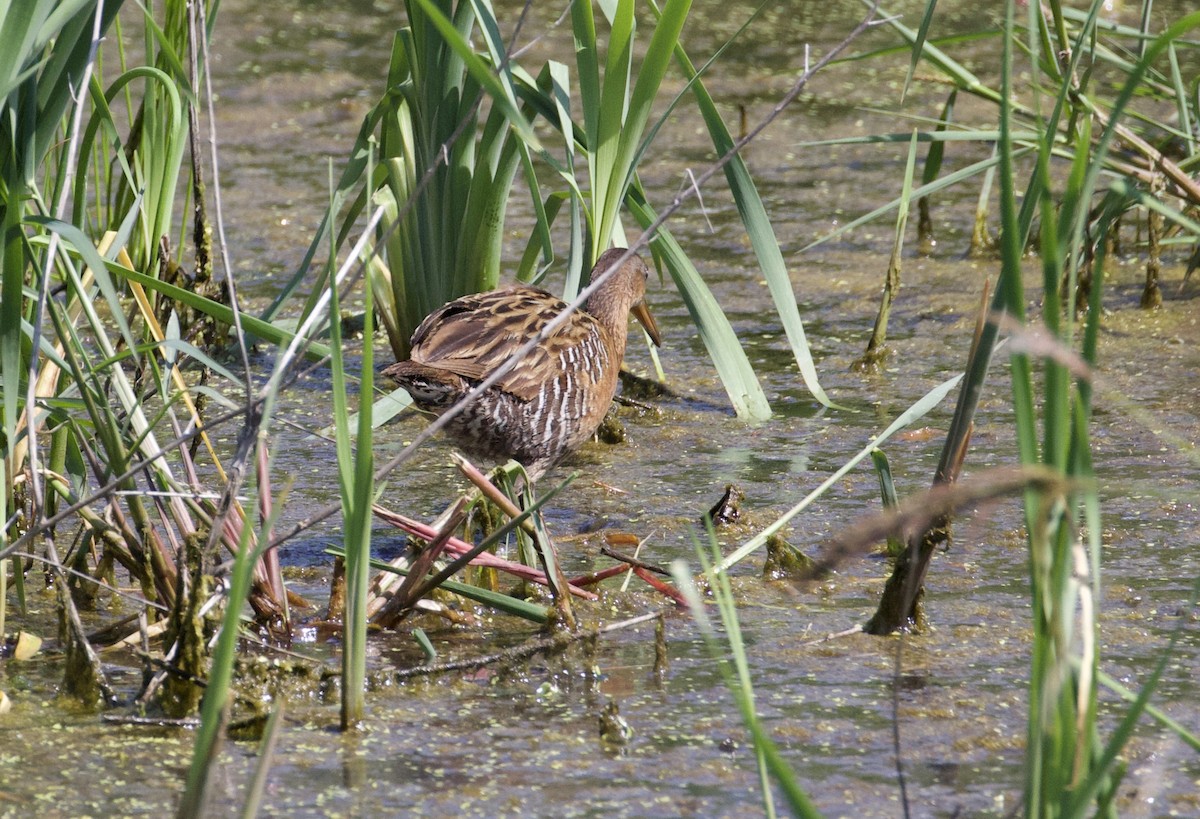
[254,438,285,606]
[451,454,535,536]
[810,464,1071,583]
[1142,173,1165,308]
[568,564,632,587]
[370,499,467,628]
[599,547,669,575]
[865,279,993,633]
[1090,106,1200,206]
[166,370,283,619]
[363,503,459,620]
[452,453,578,629]
[632,567,689,606]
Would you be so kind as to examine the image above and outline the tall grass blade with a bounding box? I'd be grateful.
[716,371,962,573]
[859,128,919,364]
[574,0,692,258]
[2,0,122,557]
[869,0,1003,104]
[625,194,772,420]
[665,31,835,408]
[674,537,821,818]
[803,148,1022,252]
[409,0,539,148]
[177,514,267,818]
[239,703,284,819]
[902,0,940,102]
[1096,667,1200,755]
[329,238,375,729]
[96,254,332,358]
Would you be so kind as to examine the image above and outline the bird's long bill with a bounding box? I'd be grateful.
[631,300,662,347]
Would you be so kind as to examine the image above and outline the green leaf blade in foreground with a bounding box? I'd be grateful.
[715,370,964,573]
[626,195,771,421]
[902,0,940,101]
[590,0,636,255]
[674,547,823,819]
[408,0,540,150]
[0,1,48,103]
[670,38,835,408]
[570,0,601,158]
[178,519,262,818]
[603,0,692,246]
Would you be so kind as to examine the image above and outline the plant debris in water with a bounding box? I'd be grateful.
[705,483,745,526]
[762,534,816,580]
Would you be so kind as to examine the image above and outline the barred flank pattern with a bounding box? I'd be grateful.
[382,249,660,478]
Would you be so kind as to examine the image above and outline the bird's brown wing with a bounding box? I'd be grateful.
[409,285,598,403]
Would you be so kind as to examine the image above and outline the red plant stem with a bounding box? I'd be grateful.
[633,566,687,607]
[569,564,630,587]
[374,506,597,600]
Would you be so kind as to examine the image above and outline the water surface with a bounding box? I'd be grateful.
[3,1,1199,816]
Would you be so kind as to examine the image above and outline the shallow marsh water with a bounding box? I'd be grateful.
[3,1,1200,816]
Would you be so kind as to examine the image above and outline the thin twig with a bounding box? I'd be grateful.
[390,610,664,680]
[599,547,670,576]
[267,4,884,553]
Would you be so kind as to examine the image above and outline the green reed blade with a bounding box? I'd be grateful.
[179,505,278,818]
[675,537,822,819]
[624,193,772,420]
[716,371,963,573]
[409,0,538,149]
[664,27,835,408]
[902,0,941,102]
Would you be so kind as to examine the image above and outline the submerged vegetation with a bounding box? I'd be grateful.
[1,0,1199,815]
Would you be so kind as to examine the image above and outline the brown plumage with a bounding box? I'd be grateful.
[382,248,661,478]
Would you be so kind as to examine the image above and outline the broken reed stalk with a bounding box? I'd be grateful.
[1141,173,1164,309]
[369,499,467,627]
[865,278,993,634]
[371,507,597,599]
[856,129,919,371]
